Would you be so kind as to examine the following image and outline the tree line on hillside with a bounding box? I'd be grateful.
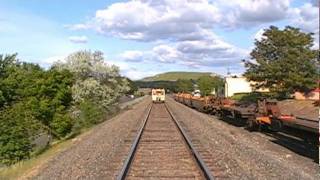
[136,76,224,96]
[0,50,130,165]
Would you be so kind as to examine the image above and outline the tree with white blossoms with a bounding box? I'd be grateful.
[55,50,130,109]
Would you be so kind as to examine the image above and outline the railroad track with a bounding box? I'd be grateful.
[117,103,214,180]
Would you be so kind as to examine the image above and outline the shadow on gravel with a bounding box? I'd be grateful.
[216,114,318,163]
[217,116,247,127]
[264,128,319,163]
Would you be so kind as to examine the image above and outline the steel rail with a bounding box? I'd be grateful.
[165,103,215,180]
[116,103,153,180]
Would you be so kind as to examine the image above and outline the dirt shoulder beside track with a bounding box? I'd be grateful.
[22,97,150,180]
[166,97,319,180]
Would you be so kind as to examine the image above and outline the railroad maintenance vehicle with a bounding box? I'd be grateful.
[152,88,165,103]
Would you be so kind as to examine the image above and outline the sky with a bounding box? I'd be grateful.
[0,0,319,79]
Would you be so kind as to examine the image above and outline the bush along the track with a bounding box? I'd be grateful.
[0,50,130,165]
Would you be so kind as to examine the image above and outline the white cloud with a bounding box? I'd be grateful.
[71,0,314,38]
[152,45,181,63]
[68,0,318,78]
[80,0,221,41]
[124,37,249,69]
[107,58,160,80]
[217,0,291,28]
[68,36,88,43]
[288,3,319,48]
[69,0,293,68]
[253,28,266,41]
[120,50,144,62]
[289,3,319,33]
[122,68,159,80]
[27,54,68,69]
[43,55,66,64]
[88,0,291,40]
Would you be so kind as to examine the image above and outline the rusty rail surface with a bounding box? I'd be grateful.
[117,103,214,180]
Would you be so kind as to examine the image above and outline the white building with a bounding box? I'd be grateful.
[224,76,269,97]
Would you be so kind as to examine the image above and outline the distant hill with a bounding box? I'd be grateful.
[141,71,218,81]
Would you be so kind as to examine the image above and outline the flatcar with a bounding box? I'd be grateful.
[190,96,213,113]
[152,88,165,103]
[174,92,318,136]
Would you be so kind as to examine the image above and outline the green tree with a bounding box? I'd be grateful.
[0,54,19,108]
[243,26,319,98]
[0,54,74,164]
[0,102,41,165]
[126,78,138,95]
[197,76,224,96]
[55,50,129,108]
[176,79,193,92]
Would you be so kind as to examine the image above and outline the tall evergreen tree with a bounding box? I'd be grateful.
[243,26,319,97]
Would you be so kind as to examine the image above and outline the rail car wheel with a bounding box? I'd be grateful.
[234,112,244,126]
[211,109,216,115]
[270,117,282,132]
[216,110,223,118]
[246,117,259,131]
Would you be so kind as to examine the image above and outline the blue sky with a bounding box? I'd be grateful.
[0,0,318,79]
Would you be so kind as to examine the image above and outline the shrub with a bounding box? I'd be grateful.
[50,113,74,137]
[0,103,41,165]
[0,54,74,165]
[78,100,105,127]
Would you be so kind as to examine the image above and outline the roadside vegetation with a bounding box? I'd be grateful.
[0,50,131,166]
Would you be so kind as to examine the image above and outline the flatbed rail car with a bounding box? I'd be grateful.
[254,99,319,133]
[151,88,165,103]
[174,93,319,135]
[175,93,184,103]
[175,93,192,105]
[173,93,180,101]
[190,96,214,113]
[183,93,193,106]
[279,100,318,133]
[249,99,294,131]
[217,99,256,121]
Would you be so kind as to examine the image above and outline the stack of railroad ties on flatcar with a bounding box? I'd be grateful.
[174,93,319,143]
